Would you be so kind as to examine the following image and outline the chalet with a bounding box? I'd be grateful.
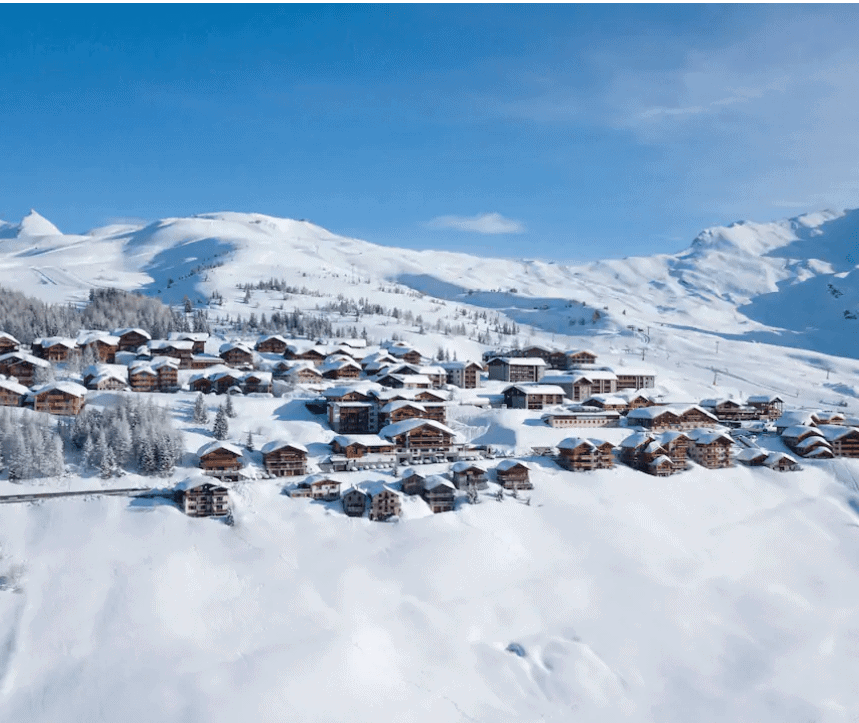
[254,335,289,354]
[305,474,342,501]
[242,371,272,395]
[197,441,244,482]
[289,484,313,498]
[775,411,817,433]
[375,372,432,390]
[331,434,395,459]
[582,394,629,412]
[32,337,77,363]
[517,345,554,365]
[0,378,28,407]
[187,354,222,370]
[0,333,20,355]
[812,410,846,426]
[793,435,833,458]
[502,384,566,410]
[379,400,431,427]
[817,425,859,457]
[619,431,690,474]
[320,357,363,380]
[450,461,488,489]
[128,364,159,393]
[284,343,328,365]
[735,448,768,467]
[699,398,753,422]
[114,328,151,353]
[341,486,369,516]
[219,342,255,369]
[565,349,598,368]
[168,332,209,354]
[183,483,230,517]
[379,419,459,462]
[417,365,448,389]
[541,406,620,428]
[626,404,718,431]
[400,469,426,495]
[33,381,87,416]
[764,452,801,472]
[368,486,402,521]
[361,351,398,374]
[495,460,532,490]
[422,476,456,513]
[557,437,615,471]
[211,370,244,395]
[648,455,674,477]
[386,342,422,365]
[77,333,120,363]
[623,392,659,410]
[328,402,375,434]
[152,358,180,391]
[261,440,308,477]
[562,371,618,401]
[188,374,214,394]
[440,360,483,388]
[0,352,49,386]
[412,389,449,404]
[614,368,656,391]
[149,340,194,368]
[486,357,546,383]
[747,395,784,420]
[686,430,733,469]
[83,365,128,391]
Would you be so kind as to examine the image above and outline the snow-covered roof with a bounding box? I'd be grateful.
[627,404,717,421]
[619,432,653,448]
[648,455,673,468]
[35,336,77,349]
[816,424,859,441]
[0,332,20,344]
[583,394,628,406]
[379,418,458,440]
[304,473,342,486]
[381,400,427,413]
[496,459,530,472]
[736,447,768,462]
[566,349,597,357]
[0,378,29,395]
[77,331,120,346]
[505,384,567,396]
[781,425,823,439]
[151,357,180,370]
[113,327,151,339]
[197,441,244,458]
[0,352,50,368]
[332,434,391,448]
[612,367,655,376]
[557,437,597,451]
[795,436,830,450]
[169,332,209,342]
[219,341,254,355]
[261,440,308,455]
[424,475,455,491]
[572,370,618,382]
[34,381,87,397]
[439,360,483,370]
[748,395,783,404]
[764,451,798,466]
[687,430,733,445]
[451,460,486,473]
[150,339,194,351]
[489,357,547,366]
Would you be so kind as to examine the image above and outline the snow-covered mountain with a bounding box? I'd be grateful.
[1,206,858,357]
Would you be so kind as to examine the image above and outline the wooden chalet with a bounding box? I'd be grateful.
[261,440,308,476]
[242,371,272,394]
[168,332,208,354]
[557,437,615,471]
[421,476,456,513]
[400,469,426,495]
[486,357,546,383]
[149,340,194,368]
[793,435,833,458]
[342,486,369,517]
[212,371,244,395]
[440,360,483,388]
[368,486,402,521]
[183,483,230,517]
[687,430,733,469]
[255,335,289,354]
[0,353,49,386]
[152,358,180,391]
[330,435,395,459]
[386,343,422,365]
[289,484,313,498]
[375,372,432,390]
[128,364,159,393]
[0,333,20,355]
[379,419,459,462]
[450,461,488,489]
[379,400,436,428]
[764,452,801,472]
[320,357,362,380]
[304,474,342,501]
[747,395,784,420]
[502,384,566,410]
[626,404,718,431]
[188,375,213,394]
[495,460,532,490]
[624,393,659,410]
[198,441,244,482]
[78,334,120,364]
[565,350,598,368]
[817,425,859,457]
[284,344,327,365]
[648,455,674,477]
[114,328,151,353]
[582,395,628,413]
[615,368,656,391]
[83,365,128,391]
[187,355,222,370]
[619,431,690,475]
[32,337,76,363]
[328,402,375,434]
[0,378,28,407]
[33,381,87,416]
[219,342,254,368]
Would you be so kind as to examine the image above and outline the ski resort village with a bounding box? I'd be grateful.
[2,209,859,722]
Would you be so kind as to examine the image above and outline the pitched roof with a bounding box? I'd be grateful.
[197,441,244,458]
[34,381,87,397]
[495,459,530,472]
[379,418,458,440]
[261,439,308,455]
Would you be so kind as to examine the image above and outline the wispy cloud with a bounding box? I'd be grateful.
[427,212,526,234]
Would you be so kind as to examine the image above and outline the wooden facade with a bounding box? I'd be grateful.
[220,346,254,368]
[198,443,243,482]
[687,433,733,469]
[503,385,565,410]
[184,483,230,517]
[400,471,426,495]
[115,329,151,353]
[33,385,86,416]
[495,461,532,490]
[369,487,402,521]
[342,487,369,517]
[421,477,455,513]
[261,442,308,476]
[450,462,488,489]
[486,357,546,383]
[557,438,615,471]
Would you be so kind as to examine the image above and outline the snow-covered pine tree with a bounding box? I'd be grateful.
[213,406,229,440]
[224,394,237,418]
[193,393,209,424]
[245,430,254,451]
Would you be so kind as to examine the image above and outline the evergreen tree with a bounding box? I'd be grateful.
[193,393,209,424]
[224,394,237,418]
[213,406,229,440]
[245,430,255,451]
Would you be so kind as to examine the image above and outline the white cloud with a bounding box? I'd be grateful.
[427,212,526,234]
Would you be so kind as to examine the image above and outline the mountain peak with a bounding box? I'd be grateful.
[18,209,62,237]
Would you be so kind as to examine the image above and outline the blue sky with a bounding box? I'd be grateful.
[3,4,859,260]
